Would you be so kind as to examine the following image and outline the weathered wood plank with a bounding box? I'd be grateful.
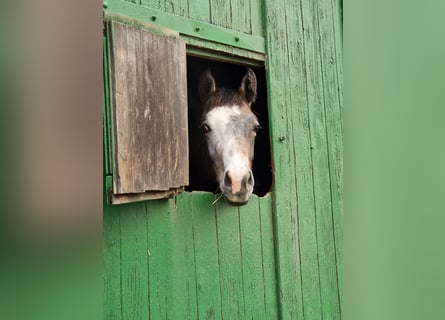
[110,187,183,205]
[119,202,149,320]
[322,0,344,313]
[140,0,163,10]
[165,0,188,16]
[230,0,251,33]
[263,0,305,318]
[210,0,231,29]
[214,200,245,320]
[170,193,199,319]
[250,0,264,36]
[103,35,111,176]
[103,202,123,320]
[187,0,210,22]
[146,199,174,319]
[258,196,279,320]
[191,193,223,320]
[110,21,188,195]
[289,0,324,318]
[239,196,266,319]
[299,0,342,319]
[105,3,266,54]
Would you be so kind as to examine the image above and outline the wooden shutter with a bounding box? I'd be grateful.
[109,21,188,203]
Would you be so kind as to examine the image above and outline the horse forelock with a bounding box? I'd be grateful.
[201,88,251,116]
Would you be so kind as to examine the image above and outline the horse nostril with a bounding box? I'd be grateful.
[247,171,254,186]
[223,171,232,187]
[242,171,254,190]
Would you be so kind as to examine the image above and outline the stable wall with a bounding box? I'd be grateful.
[103,0,343,319]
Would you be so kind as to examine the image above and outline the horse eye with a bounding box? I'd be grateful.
[200,123,211,134]
[253,124,262,133]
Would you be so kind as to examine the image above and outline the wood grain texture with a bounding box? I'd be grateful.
[316,0,343,317]
[103,202,122,320]
[119,202,149,320]
[258,196,279,320]
[239,198,267,319]
[146,199,174,319]
[103,0,343,319]
[263,0,343,319]
[263,0,304,318]
[189,193,222,320]
[214,201,245,319]
[119,0,265,36]
[171,193,199,319]
[110,21,188,195]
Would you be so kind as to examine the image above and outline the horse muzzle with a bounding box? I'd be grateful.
[220,169,254,205]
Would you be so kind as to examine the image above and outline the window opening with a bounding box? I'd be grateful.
[186,56,272,197]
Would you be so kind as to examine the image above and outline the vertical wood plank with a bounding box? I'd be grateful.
[230,0,252,33]
[214,201,245,320]
[329,2,344,308]
[258,196,279,320]
[103,35,111,176]
[210,0,231,29]
[165,0,188,16]
[146,199,174,319]
[187,0,211,22]
[263,0,305,318]
[166,36,189,187]
[230,0,240,31]
[263,0,343,318]
[103,202,123,320]
[191,193,223,320]
[120,202,149,320]
[320,0,344,314]
[170,193,199,319]
[250,0,264,36]
[140,0,163,10]
[239,196,266,319]
[307,0,342,313]
[110,21,188,194]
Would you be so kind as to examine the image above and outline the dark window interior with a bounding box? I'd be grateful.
[186,56,272,197]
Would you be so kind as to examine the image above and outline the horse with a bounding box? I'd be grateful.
[188,67,260,205]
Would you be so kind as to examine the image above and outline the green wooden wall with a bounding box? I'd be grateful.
[263,0,343,318]
[119,0,264,36]
[104,193,278,319]
[103,0,343,319]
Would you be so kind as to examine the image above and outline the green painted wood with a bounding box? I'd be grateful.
[210,0,231,29]
[263,0,304,318]
[139,0,163,11]
[103,1,343,319]
[229,0,251,34]
[239,196,266,319]
[214,200,245,319]
[165,0,188,16]
[263,1,343,320]
[119,202,149,320]
[125,0,265,36]
[303,1,340,319]
[170,193,199,319]
[250,0,264,36]
[146,199,174,319]
[322,0,344,312]
[258,196,279,320]
[190,193,223,320]
[103,201,122,320]
[187,0,210,22]
[105,1,266,54]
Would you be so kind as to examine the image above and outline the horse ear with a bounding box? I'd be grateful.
[199,68,216,102]
[239,68,257,105]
